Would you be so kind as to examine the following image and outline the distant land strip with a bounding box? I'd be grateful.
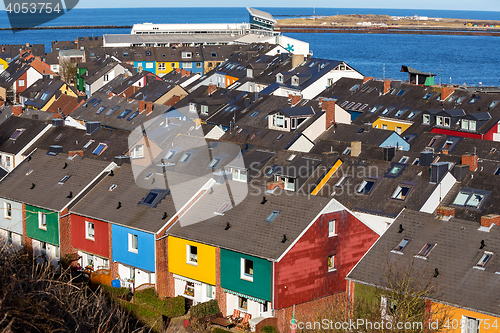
[276,26,500,36]
[0,25,132,30]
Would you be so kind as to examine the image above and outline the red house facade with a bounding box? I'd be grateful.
[273,209,379,332]
[71,214,112,270]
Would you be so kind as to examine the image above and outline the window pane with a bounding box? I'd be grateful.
[453,191,469,206]
[466,194,484,207]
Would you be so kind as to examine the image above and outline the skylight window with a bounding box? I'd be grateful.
[108,184,117,192]
[208,155,227,169]
[452,189,489,208]
[489,101,499,109]
[215,202,231,215]
[335,176,349,187]
[164,149,178,160]
[179,150,197,164]
[58,174,71,184]
[359,104,369,111]
[369,104,383,113]
[265,210,280,223]
[287,154,296,161]
[139,189,169,207]
[423,93,433,100]
[96,106,108,115]
[388,165,403,175]
[342,148,351,155]
[392,185,411,200]
[468,96,480,104]
[92,143,108,156]
[416,243,435,258]
[127,111,139,121]
[349,84,359,91]
[476,251,493,269]
[396,89,406,96]
[105,106,120,116]
[117,109,132,119]
[10,128,25,140]
[83,140,94,149]
[250,112,259,117]
[357,179,376,194]
[41,93,48,101]
[455,96,466,104]
[393,238,411,253]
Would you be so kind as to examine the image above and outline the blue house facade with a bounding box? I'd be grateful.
[111,224,156,287]
[380,132,410,151]
[134,61,157,74]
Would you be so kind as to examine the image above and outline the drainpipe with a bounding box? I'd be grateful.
[272,261,275,317]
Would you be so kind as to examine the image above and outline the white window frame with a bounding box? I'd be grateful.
[158,62,166,70]
[183,62,193,69]
[423,114,430,124]
[328,220,336,237]
[201,105,208,115]
[469,120,477,131]
[38,212,47,230]
[241,258,254,282]
[145,62,154,69]
[182,52,192,59]
[189,103,196,112]
[461,315,480,333]
[18,79,24,87]
[186,244,198,266]
[4,202,12,219]
[231,168,247,183]
[328,255,336,272]
[85,221,95,241]
[128,233,138,253]
[131,145,144,159]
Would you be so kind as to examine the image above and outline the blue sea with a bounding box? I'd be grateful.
[0,7,499,86]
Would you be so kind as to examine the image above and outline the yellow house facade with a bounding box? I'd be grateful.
[41,84,78,111]
[372,117,413,134]
[0,57,8,73]
[156,62,178,77]
[168,236,217,305]
[432,302,500,333]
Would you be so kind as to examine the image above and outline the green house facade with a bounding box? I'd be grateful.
[220,249,272,304]
[25,204,59,246]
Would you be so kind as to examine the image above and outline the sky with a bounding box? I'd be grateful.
[69,0,500,11]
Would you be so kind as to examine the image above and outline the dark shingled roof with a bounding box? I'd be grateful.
[168,185,332,260]
[347,210,500,317]
[0,149,111,211]
[0,117,49,155]
[70,163,177,233]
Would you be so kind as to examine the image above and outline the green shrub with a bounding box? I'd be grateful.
[134,289,185,318]
[189,299,220,319]
[212,328,232,333]
[261,325,278,333]
[99,284,130,299]
[118,299,164,332]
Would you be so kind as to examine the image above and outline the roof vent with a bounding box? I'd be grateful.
[63,162,68,169]
[433,268,439,278]
[480,240,485,249]
[117,201,122,209]
[30,183,36,189]
[260,196,267,205]
[109,170,114,177]
[67,191,73,198]
[225,222,231,230]
[281,234,287,243]
[398,224,404,233]
[162,212,168,220]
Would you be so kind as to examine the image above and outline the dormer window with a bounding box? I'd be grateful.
[182,52,192,58]
[189,103,196,112]
[291,76,299,86]
[247,68,253,78]
[276,74,283,83]
[423,114,430,124]
[272,114,286,128]
[461,119,477,131]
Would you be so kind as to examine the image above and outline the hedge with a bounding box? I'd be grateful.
[134,288,186,318]
[212,328,232,333]
[189,299,220,319]
[118,299,164,332]
[261,325,278,333]
[99,284,130,299]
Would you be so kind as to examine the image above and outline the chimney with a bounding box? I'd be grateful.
[68,150,84,158]
[175,68,181,74]
[289,94,301,107]
[363,77,373,83]
[208,83,217,96]
[12,105,23,116]
[462,154,478,172]
[383,80,391,94]
[318,97,323,107]
[481,214,500,228]
[383,146,395,161]
[323,100,335,130]
[453,164,469,182]
[292,54,305,68]
[430,162,448,183]
[441,86,455,101]
[139,100,146,113]
[436,206,455,218]
[181,69,188,77]
[85,121,100,135]
[351,141,362,157]
[420,151,434,167]
[108,92,113,97]
[146,101,153,115]
[194,118,201,128]
[267,180,284,191]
